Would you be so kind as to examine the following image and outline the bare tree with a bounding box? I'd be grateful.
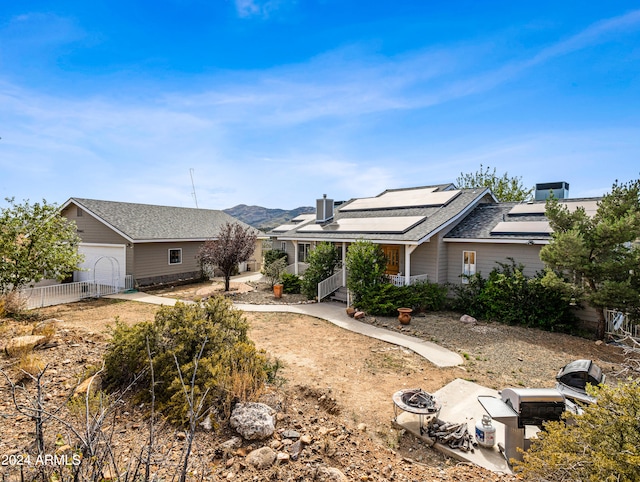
[198,222,257,291]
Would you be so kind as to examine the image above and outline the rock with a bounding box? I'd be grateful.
[357,423,367,432]
[230,402,275,440]
[73,374,102,397]
[176,431,187,441]
[221,436,243,452]
[4,335,47,356]
[225,457,235,467]
[354,311,365,320]
[289,440,303,460]
[276,452,290,463]
[282,429,300,439]
[460,314,477,324]
[245,446,276,469]
[315,466,348,481]
[31,318,61,336]
[346,307,356,317]
[269,439,283,450]
[300,434,312,444]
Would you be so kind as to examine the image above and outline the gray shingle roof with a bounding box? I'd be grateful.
[68,198,260,241]
[445,197,602,241]
[271,185,495,243]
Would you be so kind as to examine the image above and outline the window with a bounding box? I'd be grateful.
[298,243,311,262]
[169,248,182,265]
[462,251,476,283]
[281,242,287,252]
[77,207,83,217]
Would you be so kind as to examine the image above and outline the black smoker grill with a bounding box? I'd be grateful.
[478,388,566,463]
[555,359,604,404]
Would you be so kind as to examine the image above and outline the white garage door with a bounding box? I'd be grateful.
[76,243,126,288]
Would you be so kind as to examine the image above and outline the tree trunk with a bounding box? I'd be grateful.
[595,306,606,340]
[224,275,231,292]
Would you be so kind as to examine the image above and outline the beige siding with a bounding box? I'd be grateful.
[133,242,202,280]
[445,242,545,283]
[62,204,128,245]
[410,242,438,280]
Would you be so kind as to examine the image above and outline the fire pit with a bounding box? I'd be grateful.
[392,388,441,435]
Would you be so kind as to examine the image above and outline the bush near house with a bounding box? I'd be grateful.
[263,249,288,267]
[281,272,302,294]
[450,259,577,332]
[355,280,448,316]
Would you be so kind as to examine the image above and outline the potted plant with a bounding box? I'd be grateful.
[273,283,283,298]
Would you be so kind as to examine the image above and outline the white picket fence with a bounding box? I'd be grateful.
[20,276,135,310]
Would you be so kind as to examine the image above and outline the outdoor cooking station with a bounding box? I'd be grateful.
[478,388,566,463]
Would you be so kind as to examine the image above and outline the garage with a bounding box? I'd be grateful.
[75,243,127,288]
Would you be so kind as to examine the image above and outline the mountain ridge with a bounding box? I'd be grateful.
[223,204,315,231]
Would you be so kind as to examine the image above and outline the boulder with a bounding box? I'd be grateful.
[229,402,275,440]
[4,335,47,356]
[245,446,276,469]
[354,311,365,320]
[460,314,477,324]
[220,436,243,452]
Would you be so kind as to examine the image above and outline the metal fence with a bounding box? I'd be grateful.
[20,276,135,310]
[605,309,639,339]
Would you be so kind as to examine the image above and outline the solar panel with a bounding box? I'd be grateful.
[564,200,599,217]
[297,216,426,234]
[271,224,297,232]
[491,221,552,235]
[508,203,547,215]
[340,187,459,211]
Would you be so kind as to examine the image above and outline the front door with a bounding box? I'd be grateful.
[381,245,400,275]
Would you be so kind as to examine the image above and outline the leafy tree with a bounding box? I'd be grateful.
[515,379,640,481]
[0,198,83,294]
[301,242,341,299]
[262,257,287,288]
[456,164,533,201]
[263,249,287,266]
[345,240,388,305]
[198,222,257,292]
[540,179,640,339]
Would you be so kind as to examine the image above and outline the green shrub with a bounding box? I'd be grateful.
[356,280,448,316]
[345,240,388,305]
[281,272,302,294]
[262,257,287,287]
[301,242,341,299]
[516,380,640,481]
[103,297,276,425]
[451,259,577,331]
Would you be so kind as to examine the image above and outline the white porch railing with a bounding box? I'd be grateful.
[317,271,344,301]
[388,273,429,287]
[606,309,639,339]
[20,275,135,310]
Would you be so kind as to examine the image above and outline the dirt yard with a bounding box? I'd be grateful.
[0,279,629,481]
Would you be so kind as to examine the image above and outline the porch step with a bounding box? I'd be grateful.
[330,286,348,303]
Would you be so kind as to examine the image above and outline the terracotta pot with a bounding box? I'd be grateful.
[397,307,413,325]
[273,284,283,298]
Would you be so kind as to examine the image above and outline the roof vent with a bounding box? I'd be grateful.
[535,182,569,201]
[316,194,334,223]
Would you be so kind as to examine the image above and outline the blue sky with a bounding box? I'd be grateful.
[1,1,639,210]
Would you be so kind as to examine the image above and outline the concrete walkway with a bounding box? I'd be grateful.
[106,291,463,368]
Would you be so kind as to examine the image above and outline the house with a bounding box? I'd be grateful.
[60,198,263,288]
[268,184,497,287]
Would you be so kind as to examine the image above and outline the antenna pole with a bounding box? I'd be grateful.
[190,168,199,208]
